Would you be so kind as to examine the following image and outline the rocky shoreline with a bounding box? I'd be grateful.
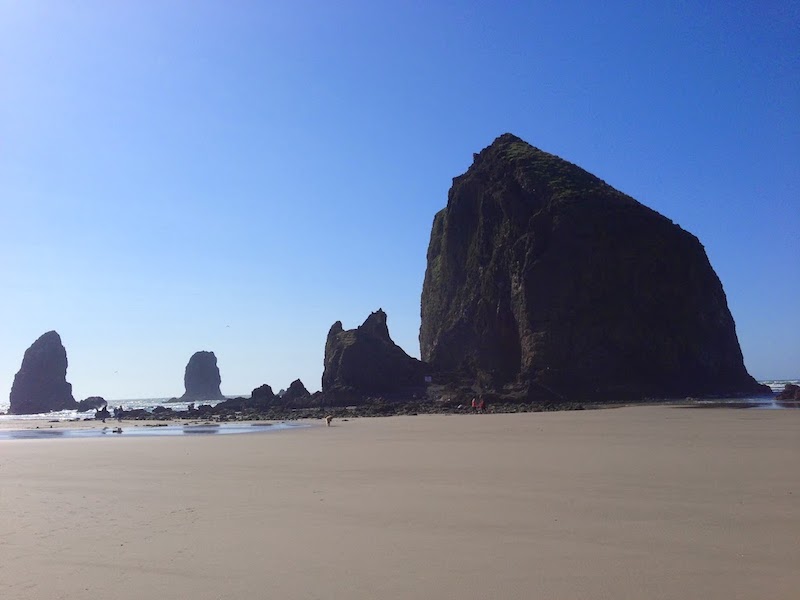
[98,393,782,424]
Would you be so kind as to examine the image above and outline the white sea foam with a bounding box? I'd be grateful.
[0,397,229,422]
[761,379,799,393]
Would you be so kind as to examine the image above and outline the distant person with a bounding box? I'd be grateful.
[95,406,110,423]
[471,398,477,412]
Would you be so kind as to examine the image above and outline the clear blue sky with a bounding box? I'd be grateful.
[1,1,798,403]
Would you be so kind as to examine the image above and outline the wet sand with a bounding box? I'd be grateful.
[0,406,797,599]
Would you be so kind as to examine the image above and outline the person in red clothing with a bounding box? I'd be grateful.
[471,397,477,412]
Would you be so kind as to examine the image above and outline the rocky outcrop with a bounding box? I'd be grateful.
[251,384,277,403]
[220,380,312,411]
[180,351,224,401]
[9,331,77,414]
[205,383,275,413]
[776,384,799,401]
[420,133,768,401]
[323,309,427,398]
[77,396,107,411]
[282,379,311,404]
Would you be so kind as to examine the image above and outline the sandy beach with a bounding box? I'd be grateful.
[0,406,797,599]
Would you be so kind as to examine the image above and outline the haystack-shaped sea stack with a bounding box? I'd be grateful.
[9,331,77,414]
[323,309,427,396]
[180,351,224,401]
[420,133,767,400]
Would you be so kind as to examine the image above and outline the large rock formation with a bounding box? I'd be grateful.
[180,351,224,401]
[323,309,427,398]
[9,331,77,414]
[420,133,768,401]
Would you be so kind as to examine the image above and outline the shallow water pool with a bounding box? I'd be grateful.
[0,421,309,440]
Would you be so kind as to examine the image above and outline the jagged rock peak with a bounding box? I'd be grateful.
[180,351,224,401]
[251,383,276,402]
[322,309,427,395]
[283,379,311,403]
[9,330,77,414]
[358,309,390,340]
[420,133,767,400]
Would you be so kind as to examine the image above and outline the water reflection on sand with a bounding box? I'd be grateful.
[0,422,308,441]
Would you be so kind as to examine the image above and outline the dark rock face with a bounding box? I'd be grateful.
[209,383,276,413]
[323,309,427,397]
[180,351,224,401]
[251,384,276,402]
[282,379,311,404]
[776,384,800,401]
[420,133,768,401]
[9,331,77,414]
[77,396,107,411]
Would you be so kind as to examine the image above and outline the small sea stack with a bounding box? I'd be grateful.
[9,331,77,414]
[282,379,311,404]
[180,351,224,401]
[251,383,276,402]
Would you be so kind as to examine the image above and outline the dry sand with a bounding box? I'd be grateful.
[0,406,797,600]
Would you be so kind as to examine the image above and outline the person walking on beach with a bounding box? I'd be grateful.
[471,397,478,412]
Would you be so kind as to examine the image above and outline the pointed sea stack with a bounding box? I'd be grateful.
[251,383,276,403]
[180,351,224,401]
[323,309,427,399]
[9,331,77,414]
[282,379,311,404]
[420,133,768,401]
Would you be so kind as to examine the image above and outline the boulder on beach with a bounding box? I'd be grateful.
[419,133,769,401]
[180,351,225,401]
[77,396,107,411]
[776,383,799,401]
[323,309,427,398]
[9,331,77,414]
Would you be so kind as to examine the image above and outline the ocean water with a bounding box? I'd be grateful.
[761,379,800,394]
[0,397,229,423]
[0,396,312,440]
